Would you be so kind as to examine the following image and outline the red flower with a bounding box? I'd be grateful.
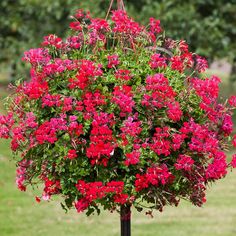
[135,165,174,191]
[42,34,64,49]
[115,69,132,80]
[149,53,167,69]
[231,154,236,168]
[149,17,162,41]
[124,150,141,166]
[69,22,82,31]
[206,152,227,180]
[107,54,119,68]
[229,95,236,107]
[113,85,135,116]
[75,199,90,213]
[114,193,128,205]
[112,10,142,36]
[221,114,233,135]
[66,150,77,160]
[89,18,110,32]
[174,154,194,171]
[170,56,184,72]
[196,55,208,73]
[232,135,236,147]
[22,48,51,66]
[167,102,183,122]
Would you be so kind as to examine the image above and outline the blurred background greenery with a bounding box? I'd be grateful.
[0,0,235,235]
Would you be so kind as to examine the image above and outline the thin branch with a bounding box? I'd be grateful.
[105,0,114,20]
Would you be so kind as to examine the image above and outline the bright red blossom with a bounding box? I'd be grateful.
[112,85,135,116]
[124,150,141,166]
[112,10,142,37]
[135,165,174,191]
[107,54,119,68]
[75,180,128,212]
[66,149,77,159]
[229,95,236,107]
[174,155,194,171]
[42,34,64,49]
[149,17,162,41]
[231,154,236,168]
[70,21,82,31]
[195,55,208,73]
[149,54,167,69]
[115,69,132,81]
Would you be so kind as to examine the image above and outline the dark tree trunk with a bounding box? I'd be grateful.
[10,62,17,82]
[120,205,131,236]
[229,57,236,94]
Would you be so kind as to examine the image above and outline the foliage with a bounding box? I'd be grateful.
[0,0,80,78]
[0,9,236,217]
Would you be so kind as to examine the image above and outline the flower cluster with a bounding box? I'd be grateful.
[0,9,235,216]
[75,180,128,212]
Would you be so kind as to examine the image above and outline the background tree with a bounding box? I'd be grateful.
[0,0,79,80]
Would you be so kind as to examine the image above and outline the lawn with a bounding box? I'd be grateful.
[0,138,236,236]
[0,70,236,236]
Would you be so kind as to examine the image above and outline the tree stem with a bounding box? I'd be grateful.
[120,205,131,236]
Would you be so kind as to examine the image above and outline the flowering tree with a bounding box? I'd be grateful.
[0,6,236,236]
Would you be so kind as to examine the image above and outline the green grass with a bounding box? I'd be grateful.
[0,69,236,236]
[0,141,236,236]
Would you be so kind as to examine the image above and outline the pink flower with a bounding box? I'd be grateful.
[112,10,142,37]
[0,113,14,139]
[66,35,82,49]
[231,154,236,168]
[121,116,142,137]
[221,114,233,135]
[174,154,194,171]
[149,53,167,69]
[191,76,221,105]
[206,152,227,180]
[196,55,208,73]
[171,56,184,72]
[42,34,64,49]
[124,150,141,166]
[112,85,135,116]
[167,102,183,122]
[42,94,61,108]
[107,54,119,68]
[89,18,110,32]
[22,48,51,66]
[228,95,236,107]
[149,17,162,41]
